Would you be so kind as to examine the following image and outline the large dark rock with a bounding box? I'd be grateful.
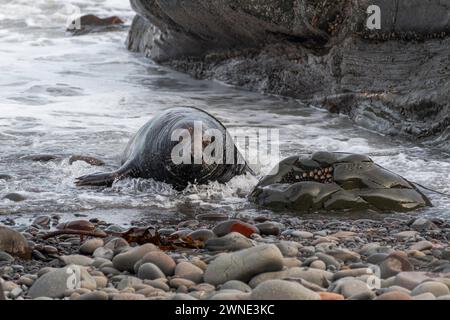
[127,0,449,150]
[250,152,431,212]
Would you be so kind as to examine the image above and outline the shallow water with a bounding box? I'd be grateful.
[0,0,449,225]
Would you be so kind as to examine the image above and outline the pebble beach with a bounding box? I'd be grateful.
[1,213,449,300]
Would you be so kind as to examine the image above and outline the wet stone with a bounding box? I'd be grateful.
[4,193,26,202]
[205,232,254,252]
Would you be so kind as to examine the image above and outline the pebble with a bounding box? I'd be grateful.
[411,218,436,231]
[174,262,204,283]
[291,231,314,239]
[205,232,254,251]
[112,244,158,272]
[412,292,436,300]
[379,252,413,279]
[104,237,129,255]
[92,247,114,260]
[137,263,166,280]
[276,241,299,257]
[249,267,332,288]
[331,278,373,298]
[319,292,345,300]
[255,222,281,236]
[187,229,216,241]
[0,251,14,263]
[0,226,31,259]
[410,240,433,251]
[169,278,195,289]
[135,251,176,276]
[411,281,450,297]
[315,253,341,269]
[29,266,80,299]
[251,280,320,300]
[112,293,146,300]
[220,280,252,293]
[4,193,26,202]
[204,244,283,285]
[32,216,51,228]
[79,238,104,255]
[332,268,373,281]
[310,260,326,270]
[325,248,361,262]
[76,291,109,300]
[59,255,94,267]
[375,291,412,300]
[394,231,419,240]
[212,220,259,238]
[393,272,432,290]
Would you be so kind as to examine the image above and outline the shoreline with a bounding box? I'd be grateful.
[1,213,448,300]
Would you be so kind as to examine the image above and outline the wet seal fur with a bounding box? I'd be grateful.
[75,107,251,190]
[250,152,432,213]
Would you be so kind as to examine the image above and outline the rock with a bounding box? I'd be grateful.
[411,281,450,297]
[319,292,345,300]
[67,15,125,36]
[104,237,129,254]
[4,193,26,202]
[221,280,252,293]
[205,232,254,251]
[29,266,81,299]
[316,253,341,269]
[204,244,283,285]
[331,278,373,298]
[59,255,94,267]
[0,174,12,180]
[174,262,204,283]
[92,247,114,260]
[411,218,436,231]
[255,222,281,236]
[79,238,104,255]
[76,291,109,300]
[379,252,413,279]
[69,155,105,166]
[413,293,436,300]
[43,245,58,254]
[212,220,259,238]
[276,241,299,257]
[325,248,361,262]
[137,263,166,280]
[112,244,158,272]
[283,258,302,268]
[187,229,216,241]
[375,291,412,300]
[116,276,142,290]
[169,278,196,289]
[291,231,314,239]
[332,268,373,281]
[0,251,14,263]
[112,293,146,300]
[393,272,432,290]
[210,292,250,300]
[57,220,95,232]
[32,216,51,228]
[310,260,326,270]
[249,267,332,288]
[410,240,433,251]
[394,231,419,241]
[251,280,320,300]
[0,227,31,259]
[134,251,176,276]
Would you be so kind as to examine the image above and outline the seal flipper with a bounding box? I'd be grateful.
[75,166,132,187]
[75,172,119,187]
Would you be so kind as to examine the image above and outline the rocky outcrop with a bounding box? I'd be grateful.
[250,152,432,212]
[127,0,449,150]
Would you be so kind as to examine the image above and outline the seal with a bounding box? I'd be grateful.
[75,107,252,190]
